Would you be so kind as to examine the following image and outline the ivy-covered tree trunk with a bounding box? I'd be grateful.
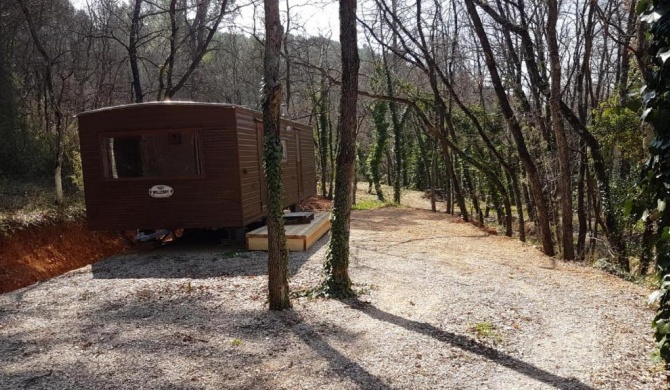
[368,101,389,201]
[317,75,329,198]
[387,93,402,204]
[387,0,402,205]
[321,0,359,298]
[262,0,290,311]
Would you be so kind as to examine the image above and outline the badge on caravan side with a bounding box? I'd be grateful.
[148,185,174,198]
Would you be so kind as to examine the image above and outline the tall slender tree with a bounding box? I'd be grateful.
[262,0,290,310]
[321,0,359,298]
[547,0,575,260]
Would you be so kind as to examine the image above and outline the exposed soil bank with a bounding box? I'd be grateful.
[0,220,129,293]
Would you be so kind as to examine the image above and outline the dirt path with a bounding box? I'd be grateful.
[0,194,665,389]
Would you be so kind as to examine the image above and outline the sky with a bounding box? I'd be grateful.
[70,0,341,40]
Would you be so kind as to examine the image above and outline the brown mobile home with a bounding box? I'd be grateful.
[77,102,316,232]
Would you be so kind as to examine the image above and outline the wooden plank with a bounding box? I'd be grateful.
[246,236,306,252]
[305,218,332,250]
[246,212,331,251]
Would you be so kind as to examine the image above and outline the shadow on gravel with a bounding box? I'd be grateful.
[1,366,208,390]
[346,300,595,390]
[279,312,392,390]
[91,235,326,280]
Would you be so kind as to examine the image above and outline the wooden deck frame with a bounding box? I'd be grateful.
[246,212,331,251]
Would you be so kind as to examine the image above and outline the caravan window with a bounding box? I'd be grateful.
[102,130,202,179]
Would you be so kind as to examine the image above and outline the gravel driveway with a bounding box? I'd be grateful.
[0,201,665,389]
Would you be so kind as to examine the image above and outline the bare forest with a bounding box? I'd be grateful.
[4,0,670,384]
[1,0,654,262]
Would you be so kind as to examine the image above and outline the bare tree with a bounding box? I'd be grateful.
[157,0,231,100]
[262,0,290,310]
[547,0,574,260]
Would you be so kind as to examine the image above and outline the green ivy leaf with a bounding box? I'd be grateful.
[624,198,634,217]
[657,319,670,335]
[661,226,670,241]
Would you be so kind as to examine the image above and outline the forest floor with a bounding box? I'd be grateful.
[0,188,666,389]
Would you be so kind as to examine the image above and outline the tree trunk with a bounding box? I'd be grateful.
[576,142,587,259]
[262,0,290,310]
[381,51,402,204]
[318,77,329,198]
[54,115,64,205]
[328,115,335,199]
[129,0,144,103]
[444,154,452,214]
[490,188,504,226]
[522,170,536,223]
[321,0,359,298]
[414,126,433,198]
[444,148,467,220]
[547,0,574,260]
[368,101,388,201]
[430,144,437,213]
[437,112,468,221]
[508,171,525,241]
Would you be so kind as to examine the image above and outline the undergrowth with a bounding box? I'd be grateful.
[0,177,84,236]
[352,199,398,210]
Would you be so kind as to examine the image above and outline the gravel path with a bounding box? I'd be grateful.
[0,194,666,389]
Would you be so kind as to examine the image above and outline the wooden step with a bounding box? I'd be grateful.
[246,212,331,252]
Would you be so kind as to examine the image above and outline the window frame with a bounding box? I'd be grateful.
[99,128,204,181]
